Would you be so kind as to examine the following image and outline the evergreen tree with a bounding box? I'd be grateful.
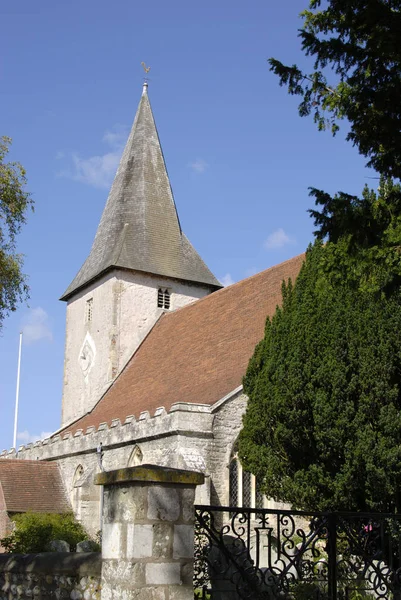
[241,0,401,511]
[239,183,401,512]
[269,0,401,179]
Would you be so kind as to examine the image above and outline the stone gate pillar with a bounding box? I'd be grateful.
[95,465,204,600]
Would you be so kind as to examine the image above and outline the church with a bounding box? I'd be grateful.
[0,82,303,538]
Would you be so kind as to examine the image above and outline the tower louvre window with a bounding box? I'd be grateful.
[157,288,171,310]
[86,298,93,323]
[164,289,170,309]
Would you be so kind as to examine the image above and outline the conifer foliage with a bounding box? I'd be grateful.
[239,0,401,513]
[269,0,401,179]
[239,232,401,512]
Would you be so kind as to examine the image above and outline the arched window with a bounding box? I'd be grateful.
[157,288,170,309]
[229,457,238,506]
[228,444,264,508]
[71,465,84,521]
[128,445,143,467]
[73,464,84,485]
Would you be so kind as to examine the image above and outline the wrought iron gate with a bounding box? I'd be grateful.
[194,505,401,599]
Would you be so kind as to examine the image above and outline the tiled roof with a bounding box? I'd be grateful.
[61,84,221,300]
[0,460,70,514]
[64,254,305,435]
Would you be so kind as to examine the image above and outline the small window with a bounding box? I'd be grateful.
[72,464,84,487]
[243,470,252,507]
[229,443,263,508]
[229,458,238,506]
[164,289,170,309]
[157,288,170,310]
[71,465,84,521]
[86,298,93,323]
[255,478,264,509]
[128,445,143,467]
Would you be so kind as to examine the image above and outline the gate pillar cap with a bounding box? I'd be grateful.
[94,464,205,486]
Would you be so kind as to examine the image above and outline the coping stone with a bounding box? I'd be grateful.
[94,464,204,487]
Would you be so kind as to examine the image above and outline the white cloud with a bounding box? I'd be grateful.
[69,151,121,189]
[102,126,127,149]
[264,228,295,250]
[17,430,53,445]
[59,125,128,189]
[220,273,235,287]
[189,158,208,174]
[21,307,53,345]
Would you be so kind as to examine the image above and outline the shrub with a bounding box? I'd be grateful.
[0,512,90,553]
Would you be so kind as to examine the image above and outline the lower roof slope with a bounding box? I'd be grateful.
[64,253,305,435]
[0,460,70,514]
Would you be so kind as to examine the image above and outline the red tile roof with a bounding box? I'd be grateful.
[64,254,305,435]
[0,460,70,514]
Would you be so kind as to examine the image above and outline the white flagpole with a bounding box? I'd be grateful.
[13,331,23,451]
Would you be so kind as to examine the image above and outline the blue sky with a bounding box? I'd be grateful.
[0,0,371,450]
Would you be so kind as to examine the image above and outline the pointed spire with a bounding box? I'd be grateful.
[61,86,221,300]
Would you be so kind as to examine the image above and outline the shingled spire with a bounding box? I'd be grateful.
[61,83,221,300]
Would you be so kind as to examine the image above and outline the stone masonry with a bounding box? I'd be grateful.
[62,270,212,426]
[0,552,101,600]
[95,465,204,600]
[1,397,243,537]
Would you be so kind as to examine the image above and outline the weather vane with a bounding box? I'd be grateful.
[141,62,151,82]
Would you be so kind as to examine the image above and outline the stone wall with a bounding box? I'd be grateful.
[1,391,248,535]
[0,552,101,600]
[95,465,204,600]
[62,269,213,426]
[1,403,215,537]
[209,390,248,506]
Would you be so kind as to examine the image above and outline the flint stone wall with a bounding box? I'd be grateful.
[0,553,101,600]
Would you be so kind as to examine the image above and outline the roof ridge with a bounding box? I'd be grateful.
[161,252,306,320]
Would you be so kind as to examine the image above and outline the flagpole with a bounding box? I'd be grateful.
[13,331,23,451]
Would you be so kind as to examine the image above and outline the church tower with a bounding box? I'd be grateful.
[60,83,221,427]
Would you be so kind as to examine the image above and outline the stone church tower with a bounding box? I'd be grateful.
[60,83,221,427]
